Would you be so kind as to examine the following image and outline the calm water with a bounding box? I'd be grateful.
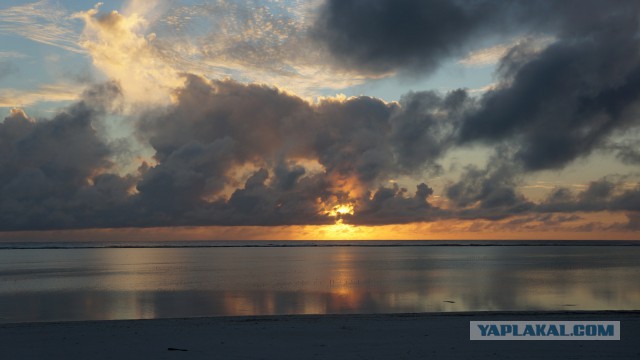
[0,245,639,323]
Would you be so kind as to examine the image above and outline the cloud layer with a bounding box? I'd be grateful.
[1,0,639,232]
[2,73,639,231]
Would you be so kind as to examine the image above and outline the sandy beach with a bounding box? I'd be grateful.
[1,311,638,359]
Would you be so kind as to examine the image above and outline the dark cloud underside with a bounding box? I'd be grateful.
[312,0,503,74]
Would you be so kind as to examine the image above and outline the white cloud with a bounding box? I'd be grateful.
[73,2,184,107]
[468,82,498,94]
[459,43,513,67]
[0,0,84,53]
[138,0,381,96]
[1,0,390,103]
[459,37,555,67]
[0,82,83,108]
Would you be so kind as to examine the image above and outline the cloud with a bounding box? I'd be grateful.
[154,0,376,94]
[455,0,640,171]
[67,0,379,105]
[138,74,458,191]
[616,147,640,165]
[459,36,640,170]
[537,179,640,219]
[458,37,554,67]
[440,156,640,223]
[314,0,640,173]
[131,75,449,226]
[390,89,469,172]
[312,0,640,79]
[1,0,374,97]
[606,137,640,165]
[0,83,84,108]
[349,183,438,225]
[2,1,640,233]
[443,154,534,220]
[73,3,184,107]
[312,0,509,75]
[0,0,83,53]
[2,73,639,231]
[0,76,449,229]
[624,212,640,231]
[0,84,136,230]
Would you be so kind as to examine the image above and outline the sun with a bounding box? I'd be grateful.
[328,204,355,218]
[317,202,363,240]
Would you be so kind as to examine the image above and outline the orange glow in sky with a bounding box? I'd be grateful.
[0,211,636,242]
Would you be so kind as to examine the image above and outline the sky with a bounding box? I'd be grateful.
[0,0,639,241]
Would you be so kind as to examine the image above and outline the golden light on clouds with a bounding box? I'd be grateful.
[0,83,83,108]
[73,2,184,107]
[317,222,370,241]
[328,204,355,218]
[0,210,638,243]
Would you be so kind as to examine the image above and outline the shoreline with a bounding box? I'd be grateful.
[3,309,640,326]
[2,239,640,250]
[2,311,638,359]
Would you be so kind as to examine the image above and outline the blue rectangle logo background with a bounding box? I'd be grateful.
[470,321,620,340]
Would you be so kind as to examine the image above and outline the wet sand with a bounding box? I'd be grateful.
[1,311,638,359]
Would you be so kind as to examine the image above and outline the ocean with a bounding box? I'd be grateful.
[1,241,639,323]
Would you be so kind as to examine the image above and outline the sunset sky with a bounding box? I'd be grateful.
[1,0,639,240]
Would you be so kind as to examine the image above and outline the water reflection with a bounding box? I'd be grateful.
[0,246,638,323]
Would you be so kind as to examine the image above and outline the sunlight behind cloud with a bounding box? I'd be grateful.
[459,37,555,67]
[73,2,184,107]
[329,204,355,218]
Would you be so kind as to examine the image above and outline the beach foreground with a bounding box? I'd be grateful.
[2,311,638,359]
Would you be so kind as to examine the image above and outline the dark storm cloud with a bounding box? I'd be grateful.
[539,179,640,214]
[0,77,447,230]
[2,73,639,230]
[314,0,640,172]
[390,89,469,172]
[313,0,639,75]
[624,212,640,231]
[0,83,136,230]
[131,75,452,226]
[137,75,464,193]
[219,169,334,226]
[612,142,640,165]
[311,0,508,75]
[461,0,640,170]
[138,76,313,166]
[444,154,534,220]
[350,183,438,225]
[0,76,461,230]
[135,138,236,215]
[313,94,397,183]
[459,33,640,170]
[441,173,640,231]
